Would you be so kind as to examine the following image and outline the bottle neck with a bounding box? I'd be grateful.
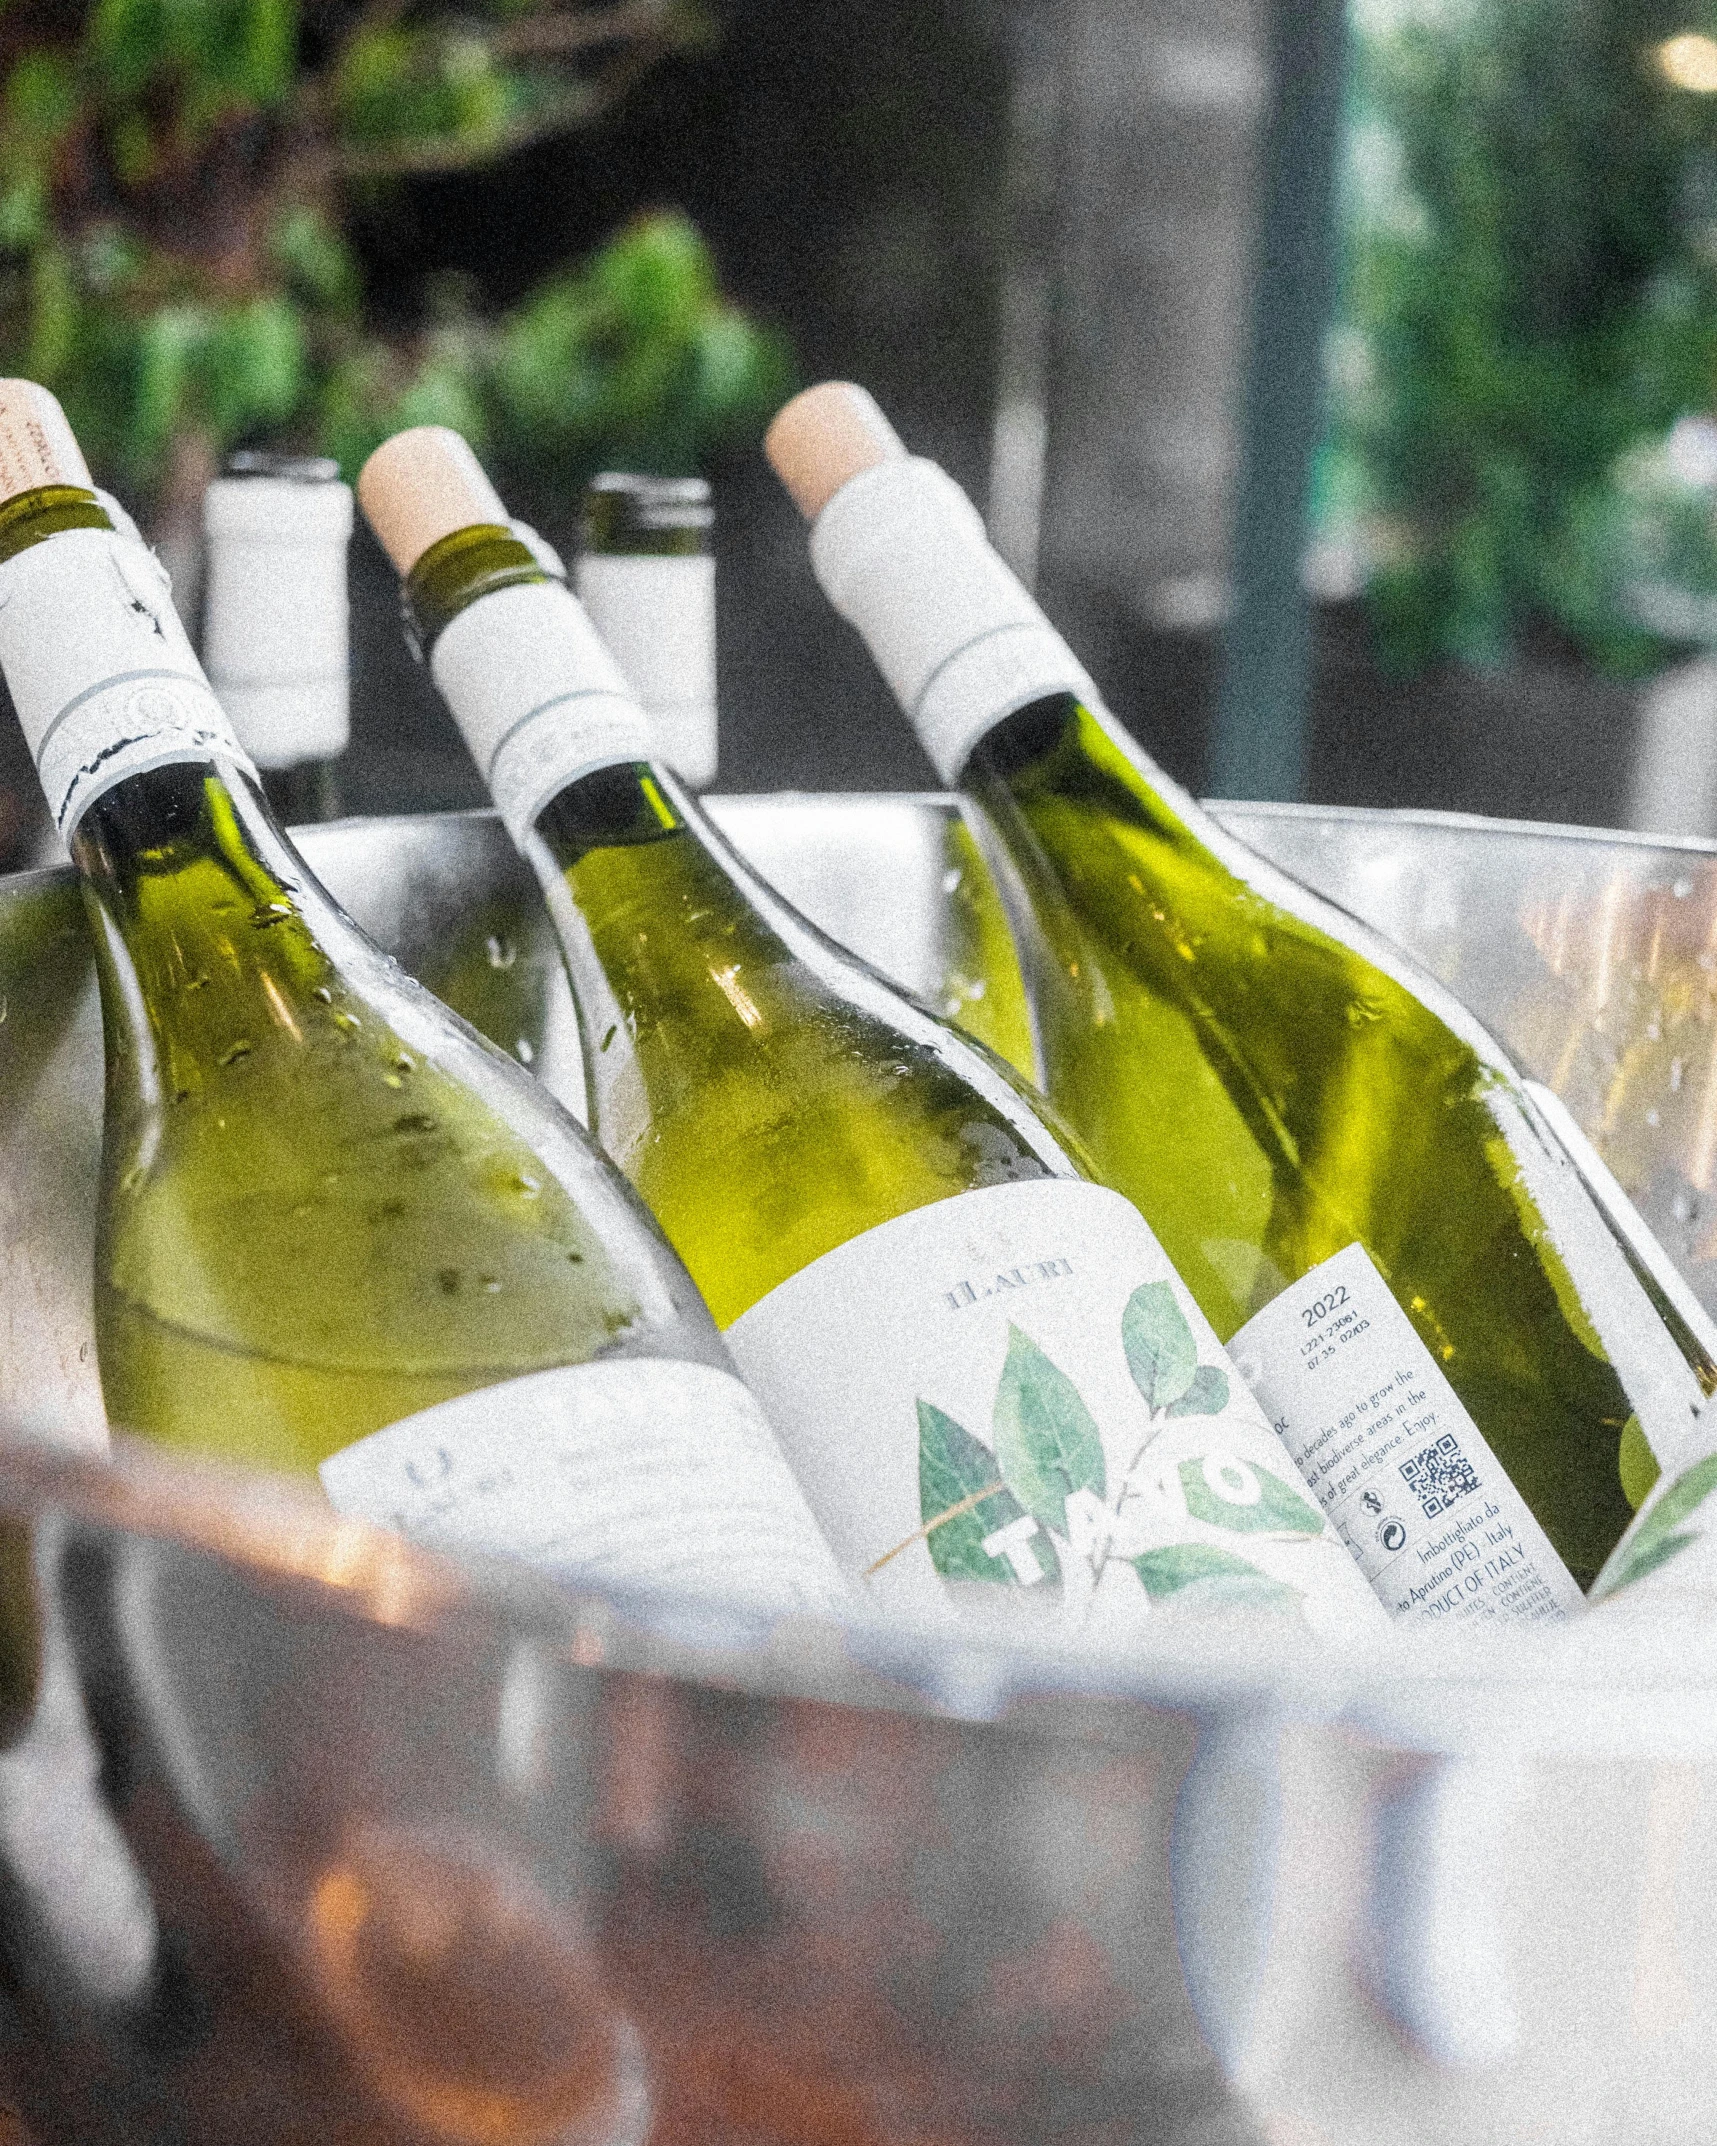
[71,760,334,1099]
[405,525,548,656]
[0,484,113,562]
[410,525,653,843]
[202,468,354,775]
[0,488,254,837]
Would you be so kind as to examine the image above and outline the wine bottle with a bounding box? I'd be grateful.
[357,422,1389,1643]
[202,451,352,824]
[0,378,844,1614]
[576,473,719,790]
[766,379,1716,1617]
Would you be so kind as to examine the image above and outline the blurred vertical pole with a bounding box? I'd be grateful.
[1209,0,1349,801]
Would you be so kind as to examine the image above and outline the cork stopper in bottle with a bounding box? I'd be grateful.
[358,426,510,575]
[764,383,907,522]
[0,380,94,502]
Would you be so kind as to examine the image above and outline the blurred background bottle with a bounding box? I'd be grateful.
[202,452,352,826]
[577,474,718,791]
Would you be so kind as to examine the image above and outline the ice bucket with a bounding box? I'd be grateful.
[3,796,1717,2146]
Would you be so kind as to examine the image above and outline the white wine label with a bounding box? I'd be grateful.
[1229,1243,1585,1625]
[1591,1413,1717,1615]
[203,475,353,767]
[724,1179,1386,1643]
[810,458,1097,782]
[319,1357,848,1615]
[575,553,718,789]
[431,579,653,842]
[0,524,255,831]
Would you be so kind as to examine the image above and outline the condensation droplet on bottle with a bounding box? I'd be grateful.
[395,1052,415,1073]
[481,1275,501,1294]
[1675,878,1694,899]
[516,1037,534,1064]
[333,1009,361,1033]
[1646,1020,1662,1041]
[217,1040,253,1067]
[0,996,7,1027]
[438,1268,460,1296]
[1646,1107,1661,1127]
[314,985,333,1004]
[486,934,517,971]
[1674,1189,1696,1224]
[1672,1057,1685,1092]
[512,1173,541,1200]
[941,867,961,894]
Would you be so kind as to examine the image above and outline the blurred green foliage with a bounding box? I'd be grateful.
[1326,0,1717,673]
[0,0,791,521]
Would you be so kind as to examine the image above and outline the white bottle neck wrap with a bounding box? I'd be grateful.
[429,578,653,844]
[574,552,718,790]
[202,476,353,769]
[807,457,1098,783]
[0,523,254,834]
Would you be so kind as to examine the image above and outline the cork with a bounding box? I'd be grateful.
[0,380,93,502]
[764,383,907,522]
[358,426,509,575]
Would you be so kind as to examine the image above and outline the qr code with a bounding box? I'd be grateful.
[1399,1432,1480,1519]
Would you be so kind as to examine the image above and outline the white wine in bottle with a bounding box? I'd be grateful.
[0,379,843,1614]
[357,423,1389,1645]
[576,473,719,789]
[202,451,352,825]
[767,380,1717,1623]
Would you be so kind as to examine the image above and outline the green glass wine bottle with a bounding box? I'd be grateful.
[356,422,1389,1645]
[766,380,1717,1615]
[0,378,843,1613]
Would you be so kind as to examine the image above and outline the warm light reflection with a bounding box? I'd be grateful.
[1657,31,1717,92]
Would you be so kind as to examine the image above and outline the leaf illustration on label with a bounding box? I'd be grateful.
[1179,1453,1323,1536]
[992,1323,1106,1535]
[1121,1282,1198,1411]
[1598,1449,1717,1598]
[916,1401,1060,1589]
[1132,1542,1302,1616]
[1165,1364,1230,1419]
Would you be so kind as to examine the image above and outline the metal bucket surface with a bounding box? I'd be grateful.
[3,797,1717,2144]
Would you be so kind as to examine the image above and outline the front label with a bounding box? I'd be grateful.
[724,1180,1385,1643]
[320,1358,848,1615]
[1229,1242,1584,1625]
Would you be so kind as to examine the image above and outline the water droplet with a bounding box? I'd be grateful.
[0,996,7,1026]
[332,1009,361,1033]
[512,1173,541,1199]
[480,1276,501,1294]
[251,901,293,929]
[437,1268,461,1296]
[1674,1189,1696,1223]
[393,1112,436,1135]
[185,972,211,993]
[394,1051,415,1073]
[1646,1021,1662,1041]
[1675,878,1694,899]
[384,1073,404,1089]
[1672,1057,1686,1092]
[566,1250,583,1264]
[486,934,516,970]
[941,867,962,894]
[313,985,333,1004]
[1646,1107,1661,1127]
[515,1037,534,1064]
[217,1040,252,1067]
